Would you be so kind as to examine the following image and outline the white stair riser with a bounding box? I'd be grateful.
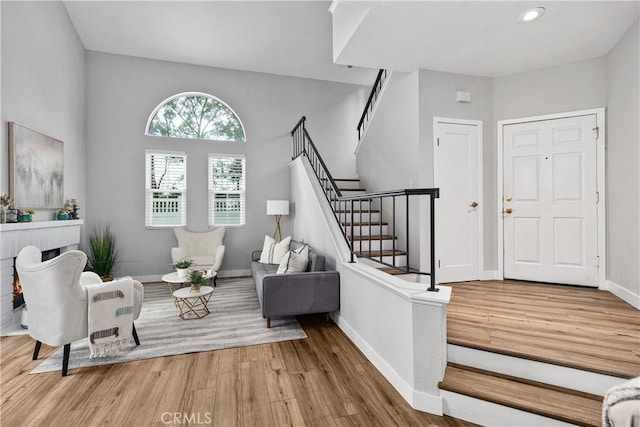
[333,180,362,190]
[330,199,374,210]
[350,239,396,252]
[448,344,624,396]
[343,225,389,236]
[357,254,407,267]
[441,391,574,427]
[338,212,380,223]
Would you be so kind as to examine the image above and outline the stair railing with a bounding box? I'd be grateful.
[357,69,388,141]
[291,116,439,291]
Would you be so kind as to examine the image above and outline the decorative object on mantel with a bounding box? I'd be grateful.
[64,198,80,220]
[88,224,118,282]
[6,207,18,223]
[0,193,12,224]
[9,122,63,209]
[57,209,69,220]
[17,210,35,222]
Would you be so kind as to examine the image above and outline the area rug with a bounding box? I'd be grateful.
[31,277,307,374]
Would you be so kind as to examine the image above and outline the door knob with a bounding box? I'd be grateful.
[505,196,512,202]
[470,201,479,208]
[503,208,513,214]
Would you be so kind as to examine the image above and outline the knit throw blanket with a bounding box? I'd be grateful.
[603,377,640,427]
[86,280,134,358]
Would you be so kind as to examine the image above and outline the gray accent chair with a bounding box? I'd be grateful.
[251,240,340,328]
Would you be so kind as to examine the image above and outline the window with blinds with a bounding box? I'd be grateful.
[145,150,187,227]
[209,154,245,226]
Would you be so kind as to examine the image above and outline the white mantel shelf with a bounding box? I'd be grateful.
[0,219,83,232]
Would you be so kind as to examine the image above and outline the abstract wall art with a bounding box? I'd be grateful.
[9,122,64,209]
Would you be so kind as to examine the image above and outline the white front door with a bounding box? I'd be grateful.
[502,114,599,286]
[434,119,482,283]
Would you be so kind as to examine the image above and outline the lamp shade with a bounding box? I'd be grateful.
[266,200,289,216]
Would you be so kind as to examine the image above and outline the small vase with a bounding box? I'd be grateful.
[191,284,202,291]
[57,212,69,220]
[0,209,5,224]
[176,268,188,278]
[17,213,32,222]
[6,208,17,223]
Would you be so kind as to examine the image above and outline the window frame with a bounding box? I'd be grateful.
[145,91,247,142]
[208,153,246,228]
[145,149,188,229]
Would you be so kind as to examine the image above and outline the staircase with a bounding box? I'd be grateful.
[326,178,408,272]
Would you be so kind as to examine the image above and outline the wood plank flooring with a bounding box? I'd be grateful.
[1,313,472,427]
[446,280,640,378]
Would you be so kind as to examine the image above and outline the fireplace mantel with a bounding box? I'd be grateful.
[1,219,84,333]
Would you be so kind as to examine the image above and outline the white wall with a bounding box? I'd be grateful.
[606,19,639,304]
[85,51,365,278]
[291,156,450,415]
[1,1,86,226]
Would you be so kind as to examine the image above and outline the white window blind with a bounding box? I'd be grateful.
[209,154,246,226]
[145,150,187,227]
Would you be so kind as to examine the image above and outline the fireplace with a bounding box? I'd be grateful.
[12,248,61,309]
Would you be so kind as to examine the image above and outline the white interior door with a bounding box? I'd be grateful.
[503,114,599,286]
[434,120,482,283]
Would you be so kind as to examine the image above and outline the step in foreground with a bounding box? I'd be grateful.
[439,363,603,427]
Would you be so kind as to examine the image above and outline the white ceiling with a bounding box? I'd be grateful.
[64,1,639,86]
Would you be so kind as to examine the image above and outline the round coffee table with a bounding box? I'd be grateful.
[161,271,217,293]
[172,286,214,320]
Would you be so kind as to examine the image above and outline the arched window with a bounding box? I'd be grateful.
[146,92,246,141]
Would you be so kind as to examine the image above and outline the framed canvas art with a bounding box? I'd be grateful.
[9,122,64,209]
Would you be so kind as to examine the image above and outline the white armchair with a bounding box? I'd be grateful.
[171,227,225,286]
[15,246,144,376]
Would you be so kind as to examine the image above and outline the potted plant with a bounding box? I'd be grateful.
[17,209,35,222]
[188,269,207,291]
[57,209,69,220]
[88,225,118,281]
[173,258,194,278]
[0,193,12,223]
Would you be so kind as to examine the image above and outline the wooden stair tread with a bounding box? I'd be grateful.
[355,250,406,257]
[350,235,397,241]
[335,209,380,213]
[439,364,602,427]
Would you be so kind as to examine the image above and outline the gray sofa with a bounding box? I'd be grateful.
[251,240,340,328]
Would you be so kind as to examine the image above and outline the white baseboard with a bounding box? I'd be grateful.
[479,270,499,280]
[135,269,251,284]
[332,313,443,415]
[606,280,640,310]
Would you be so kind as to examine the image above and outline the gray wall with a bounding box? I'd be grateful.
[1,1,86,224]
[606,19,639,297]
[418,70,494,271]
[85,51,365,278]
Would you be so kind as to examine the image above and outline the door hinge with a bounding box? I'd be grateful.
[593,127,599,139]
[437,138,440,147]
[438,260,441,268]
[596,191,600,203]
[596,256,600,268]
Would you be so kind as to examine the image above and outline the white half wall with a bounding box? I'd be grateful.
[290,156,451,415]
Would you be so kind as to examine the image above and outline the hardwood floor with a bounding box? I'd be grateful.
[1,314,472,427]
[447,280,640,378]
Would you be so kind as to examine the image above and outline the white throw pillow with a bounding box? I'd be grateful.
[258,235,291,264]
[277,245,309,274]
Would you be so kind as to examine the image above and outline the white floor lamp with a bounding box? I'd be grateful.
[267,200,289,241]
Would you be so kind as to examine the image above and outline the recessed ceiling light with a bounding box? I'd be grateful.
[518,7,546,23]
